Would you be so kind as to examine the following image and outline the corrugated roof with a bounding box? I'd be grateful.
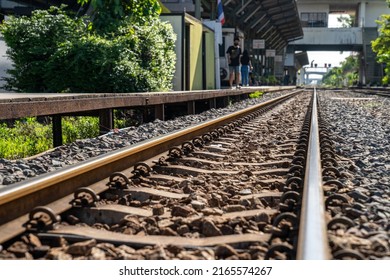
[210,0,303,50]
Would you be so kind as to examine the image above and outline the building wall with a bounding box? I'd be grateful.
[188,21,203,90]
[160,13,215,91]
[363,27,382,84]
[290,27,363,47]
[204,30,216,90]
[365,2,389,28]
[160,14,183,91]
[297,4,330,14]
[0,36,12,92]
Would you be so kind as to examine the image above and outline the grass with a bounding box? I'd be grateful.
[249,91,264,99]
[0,116,100,159]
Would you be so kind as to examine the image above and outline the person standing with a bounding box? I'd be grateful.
[240,49,252,87]
[226,36,241,89]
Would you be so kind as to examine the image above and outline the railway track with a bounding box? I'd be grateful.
[0,89,366,260]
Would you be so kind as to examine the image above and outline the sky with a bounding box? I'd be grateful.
[306,14,352,68]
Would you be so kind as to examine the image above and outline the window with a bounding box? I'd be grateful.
[301,13,328,27]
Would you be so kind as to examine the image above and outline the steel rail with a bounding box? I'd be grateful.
[0,90,301,244]
[297,88,331,259]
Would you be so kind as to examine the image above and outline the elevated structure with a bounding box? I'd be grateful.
[288,0,390,85]
[161,0,303,85]
[162,0,303,51]
[298,66,332,85]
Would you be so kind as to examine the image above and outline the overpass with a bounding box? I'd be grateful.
[287,0,390,85]
[297,66,332,85]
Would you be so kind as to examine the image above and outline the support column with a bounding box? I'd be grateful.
[154,104,165,121]
[359,2,368,85]
[209,98,216,109]
[99,109,113,135]
[359,52,366,86]
[302,71,309,85]
[222,96,229,107]
[195,0,201,19]
[187,101,195,115]
[359,2,366,27]
[52,115,62,147]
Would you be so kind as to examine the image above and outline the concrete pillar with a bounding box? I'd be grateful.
[301,68,306,85]
[195,0,201,19]
[359,52,366,85]
[300,69,306,85]
[359,2,366,27]
[154,104,165,121]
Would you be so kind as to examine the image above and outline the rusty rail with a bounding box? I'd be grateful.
[0,91,299,245]
[297,87,331,259]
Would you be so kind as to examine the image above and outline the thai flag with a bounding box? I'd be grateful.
[217,0,225,25]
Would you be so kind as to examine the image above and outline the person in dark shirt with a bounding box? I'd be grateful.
[226,36,242,89]
[240,49,252,87]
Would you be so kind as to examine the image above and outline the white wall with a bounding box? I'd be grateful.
[1,0,26,9]
[0,37,12,92]
[297,4,330,14]
[160,15,182,91]
[365,2,390,27]
[291,27,363,46]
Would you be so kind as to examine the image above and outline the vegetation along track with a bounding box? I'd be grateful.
[0,89,374,260]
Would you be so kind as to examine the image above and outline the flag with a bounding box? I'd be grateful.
[217,0,225,25]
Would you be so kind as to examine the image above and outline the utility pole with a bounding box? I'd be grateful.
[195,0,201,19]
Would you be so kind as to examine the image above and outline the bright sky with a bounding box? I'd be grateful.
[307,14,352,68]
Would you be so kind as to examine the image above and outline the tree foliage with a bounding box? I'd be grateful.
[322,55,359,87]
[81,0,162,35]
[371,0,390,85]
[337,15,354,28]
[0,7,85,92]
[0,1,176,93]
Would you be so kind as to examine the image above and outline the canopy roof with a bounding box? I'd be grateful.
[202,0,303,50]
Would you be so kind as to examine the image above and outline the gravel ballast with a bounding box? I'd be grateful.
[0,91,288,186]
[319,89,390,259]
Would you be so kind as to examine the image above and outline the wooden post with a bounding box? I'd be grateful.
[187,101,196,115]
[99,109,113,135]
[209,98,216,109]
[52,115,62,147]
[154,104,165,121]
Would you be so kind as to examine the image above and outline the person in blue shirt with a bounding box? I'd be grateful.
[240,49,252,87]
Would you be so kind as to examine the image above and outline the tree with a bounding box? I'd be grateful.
[371,0,390,85]
[0,1,176,93]
[337,15,355,28]
[0,7,86,92]
[78,0,162,36]
[322,55,359,87]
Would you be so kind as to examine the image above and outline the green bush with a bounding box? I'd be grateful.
[249,91,264,98]
[0,2,176,93]
[0,7,85,92]
[62,117,99,143]
[45,35,119,93]
[0,118,52,159]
